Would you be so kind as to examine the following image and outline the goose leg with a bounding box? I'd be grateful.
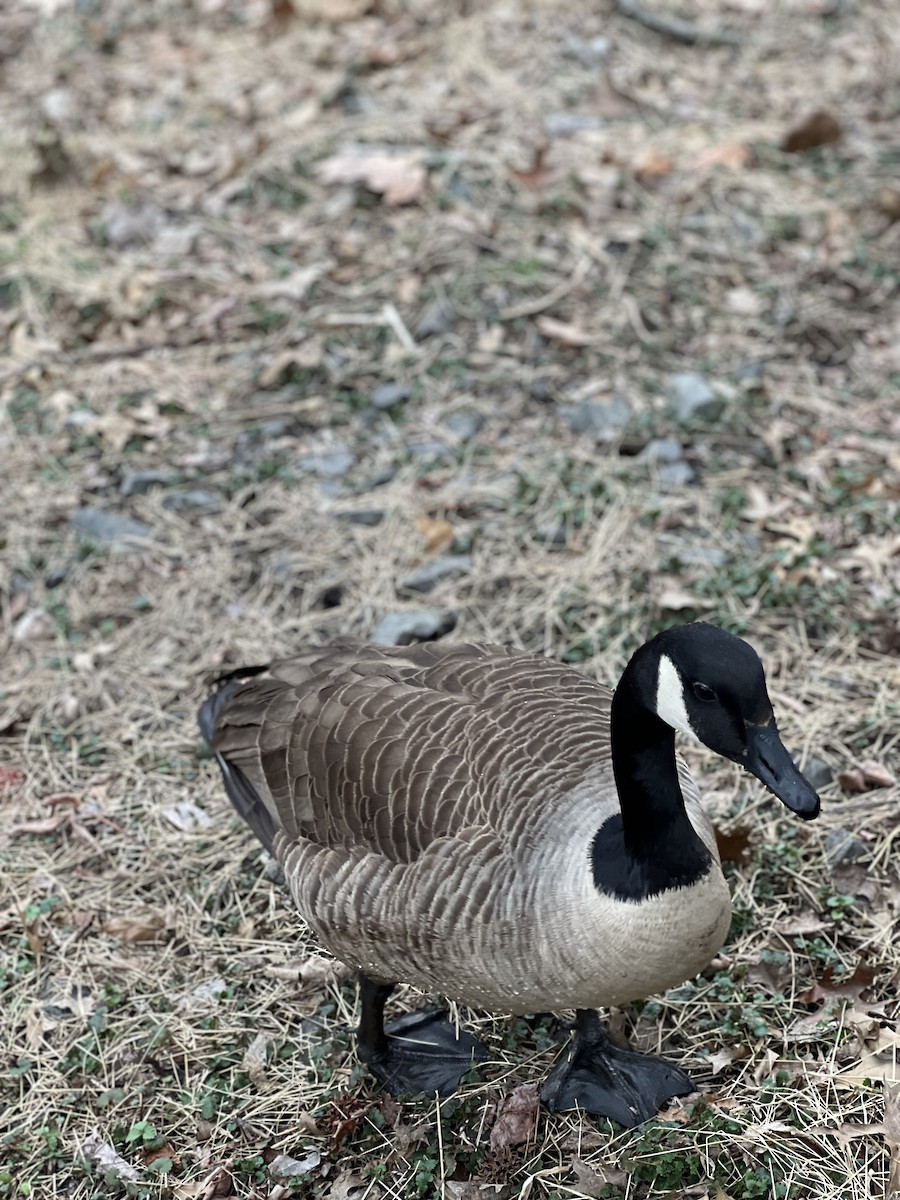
[356,973,488,1097]
[541,1009,695,1127]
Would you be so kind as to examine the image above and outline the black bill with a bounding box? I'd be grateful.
[744,722,821,820]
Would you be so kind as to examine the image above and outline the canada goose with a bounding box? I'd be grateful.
[198,623,819,1127]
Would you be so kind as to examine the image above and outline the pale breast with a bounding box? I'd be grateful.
[276,759,732,1014]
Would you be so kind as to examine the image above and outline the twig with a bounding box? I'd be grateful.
[0,330,226,388]
[499,257,592,322]
[613,0,742,47]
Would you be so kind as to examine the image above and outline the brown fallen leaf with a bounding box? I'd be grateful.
[775,910,828,937]
[878,188,900,223]
[102,908,168,944]
[489,1083,539,1151]
[0,768,25,790]
[571,1155,628,1196]
[714,823,753,864]
[836,1027,900,1088]
[633,150,674,184]
[860,760,896,789]
[885,1085,900,1195]
[800,962,876,1005]
[242,1031,269,1088]
[657,586,715,613]
[781,110,842,153]
[318,148,427,206]
[509,144,558,190]
[707,1046,738,1075]
[416,515,454,554]
[693,142,751,172]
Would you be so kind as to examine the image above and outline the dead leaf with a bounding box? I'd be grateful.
[741,483,791,522]
[781,110,843,153]
[707,1046,738,1075]
[509,144,558,190]
[103,908,168,944]
[162,802,212,833]
[415,515,454,554]
[535,316,594,347]
[836,1027,900,1088]
[878,188,900,223]
[12,608,55,642]
[327,1172,370,1200]
[259,338,325,387]
[633,150,674,184]
[318,148,427,206]
[776,910,828,937]
[693,142,751,172]
[838,768,867,793]
[838,761,895,793]
[489,1083,539,1152]
[714,823,753,864]
[79,1131,141,1182]
[570,1156,628,1196]
[860,760,896,789]
[0,768,24,790]
[800,962,876,1005]
[243,1031,269,1088]
[657,586,715,612]
[885,1085,900,1195]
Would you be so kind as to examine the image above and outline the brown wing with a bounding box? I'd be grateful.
[205,640,613,864]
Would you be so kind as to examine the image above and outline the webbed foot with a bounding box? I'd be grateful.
[357,975,487,1097]
[541,1010,695,1127]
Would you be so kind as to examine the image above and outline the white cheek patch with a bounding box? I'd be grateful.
[655,654,698,740]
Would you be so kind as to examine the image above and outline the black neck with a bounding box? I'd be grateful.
[591,648,712,900]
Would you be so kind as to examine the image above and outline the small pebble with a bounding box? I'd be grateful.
[371,609,457,645]
[401,556,472,593]
[824,828,867,866]
[370,382,411,410]
[70,506,154,549]
[443,410,485,441]
[665,372,724,424]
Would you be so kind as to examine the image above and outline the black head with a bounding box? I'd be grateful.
[644,623,820,820]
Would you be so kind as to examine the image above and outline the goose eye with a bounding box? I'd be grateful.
[692,682,717,703]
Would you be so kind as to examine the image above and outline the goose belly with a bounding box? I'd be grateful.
[277,834,731,1014]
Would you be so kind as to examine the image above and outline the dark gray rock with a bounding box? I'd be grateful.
[334,509,384,527]
[658,461,697,487]
[656,533,728,568]
[355,465,397,491]
[371,609,457,645]
[162,489,222,513]
[825,828,867,865]
[560,393,632,441]
[443,410,485,441]
[120,468,175,497]
[415,299,454,340]
[44,565,69,589]
[543,112,605,137]
[638,438,684,464]
[665,372,724,424]
[801,754,834,792]
[370,382,411,411]
[401,556,472,593]
[70,507,154,549]
[259,417,292,438]
[408,438,450,461]
[101,201,165,250]
[298,446,355,478]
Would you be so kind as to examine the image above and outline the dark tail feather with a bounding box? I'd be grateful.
[198,670,277,855]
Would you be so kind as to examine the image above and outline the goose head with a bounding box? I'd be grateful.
[647,623,820,820]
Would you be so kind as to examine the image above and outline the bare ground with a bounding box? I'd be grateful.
[1,1,899,1197]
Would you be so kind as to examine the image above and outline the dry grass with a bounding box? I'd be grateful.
[1,0,899,1196]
